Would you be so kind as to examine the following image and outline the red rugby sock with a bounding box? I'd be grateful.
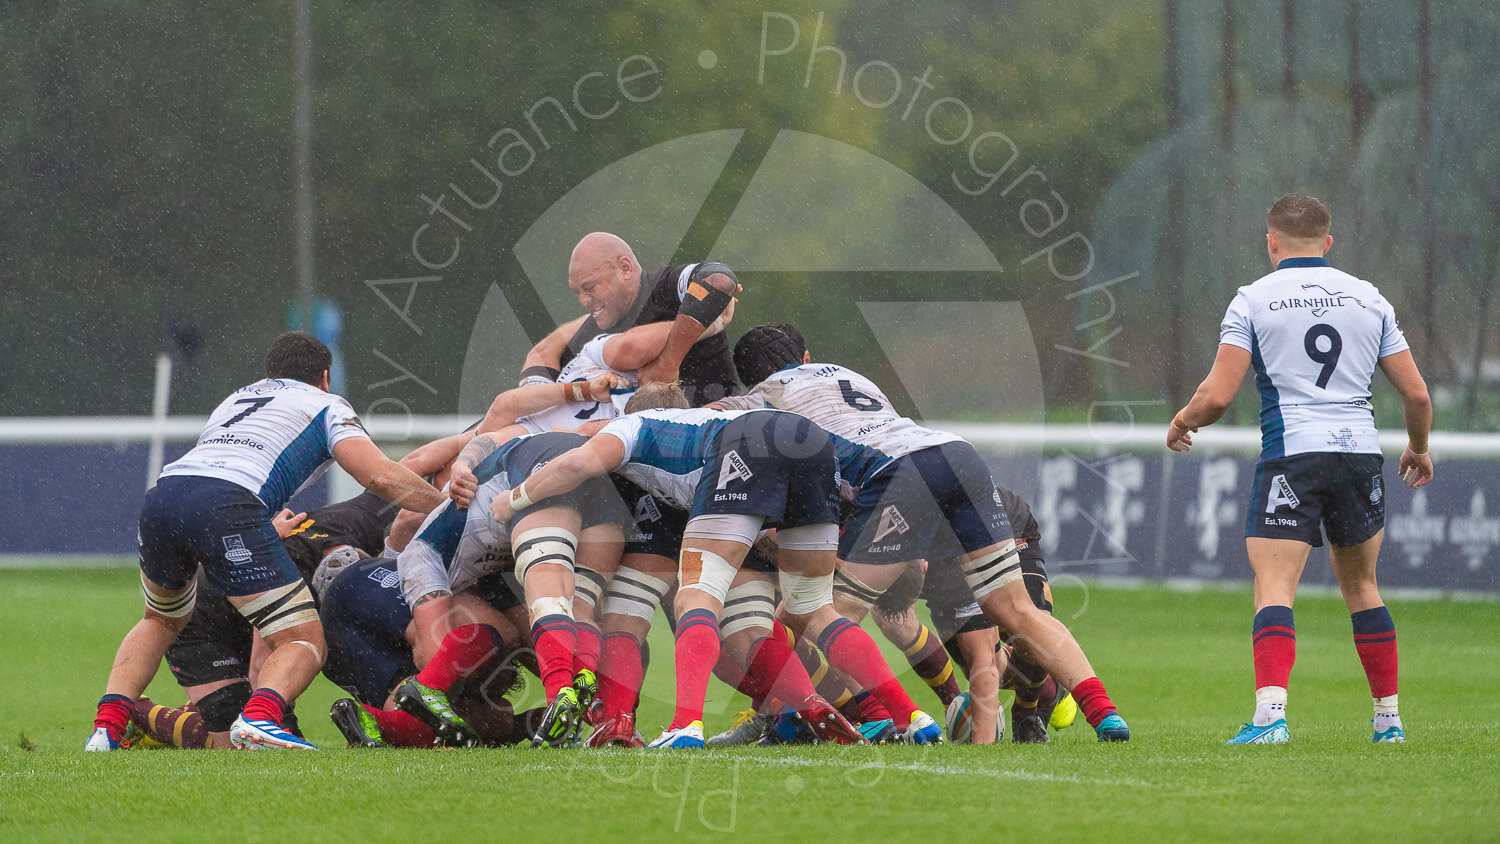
[417,623,502,691]
[531,615,579,702]
[671,609,721,728]
[598,631,645,718]
[817,618,920,729]
[363,704,436,747]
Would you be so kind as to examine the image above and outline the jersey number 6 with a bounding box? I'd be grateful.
[1303,324,1342,389]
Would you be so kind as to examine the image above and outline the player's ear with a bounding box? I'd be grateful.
[319,369,331,392]
[1323,234,1333,255]
[802,351,811,364]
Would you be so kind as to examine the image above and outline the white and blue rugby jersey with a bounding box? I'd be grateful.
[159,378,370,510]
[1220,257,1408,459]
[598,407,774,509]
[725,363,959,490]
[518,334,635,435]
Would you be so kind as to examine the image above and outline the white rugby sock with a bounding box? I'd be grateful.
[1373,694,1401,731]
[1253,686,1287,727]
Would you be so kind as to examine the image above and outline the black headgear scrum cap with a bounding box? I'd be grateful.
[734,323,807,386]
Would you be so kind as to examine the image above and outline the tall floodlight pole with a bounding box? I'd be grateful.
[1165,0,1185,410]
[292,0,317,331]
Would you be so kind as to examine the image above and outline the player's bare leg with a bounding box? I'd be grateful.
[1227,537,1314,744]
[1329,529,1403,741]
[776,545,939,743]
[571,521,624,714]
[719,568,864,745]
[586,552,673,747]
[953,541,1128,741]
[652,536,750,747]
[90,574,194,750]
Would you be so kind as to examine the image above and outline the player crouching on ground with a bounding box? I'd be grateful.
[87,332,445,751]
[401,429,628,747]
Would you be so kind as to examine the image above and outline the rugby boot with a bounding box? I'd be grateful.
[584,712,645,748]
[707,709,766,746]
[230,715,319,750]
[647,721,705,749]
[394,677,478,748]
[1094,712,1132,742]
[1372,723,1406,744]
[530,686,583,748]
[1011,712,1051,744]
[799,694,869,745]
[857,718,899,744]
[329,699,387,748]
[84,727,119,752]
[758,707,815,746]
[1226,718,1288,745]
[902,710,944,745]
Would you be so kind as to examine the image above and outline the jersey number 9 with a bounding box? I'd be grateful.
[1303,324,1343,389]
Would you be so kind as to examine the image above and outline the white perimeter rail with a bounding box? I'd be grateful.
[3,416,1499,456]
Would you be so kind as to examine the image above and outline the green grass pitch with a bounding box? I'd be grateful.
[2,567,1498,842]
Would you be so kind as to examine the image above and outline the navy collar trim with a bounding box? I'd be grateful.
[1277,256,1330,270]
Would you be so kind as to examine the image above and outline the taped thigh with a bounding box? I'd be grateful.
[603,567,671,622]
[238,580,319,637]
[776,522,839,551]
[141,571,197,619]
[961,543,1024,599]
[682,513,763,547]
[721,578,777,637]
[513,526,578,583]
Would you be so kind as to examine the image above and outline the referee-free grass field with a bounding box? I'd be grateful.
[3,568,1498,842]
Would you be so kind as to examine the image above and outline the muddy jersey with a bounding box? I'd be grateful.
[158,378,369,511]
[1219,257,1408,459]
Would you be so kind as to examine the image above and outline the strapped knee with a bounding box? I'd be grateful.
[779,571,834,615]
[603,568,671,622]
[239,580,319,637]
[513,526,577,583]
[196,680,252,733]
[529,596,573,623]
[573,566,608,615]
[141,571,196,619]
[721,579,777,637]
[679,547,738,604]
[962,543,1023,599]
[832,567,882,614]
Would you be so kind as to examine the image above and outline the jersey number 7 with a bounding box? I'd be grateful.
[222,397,274,427]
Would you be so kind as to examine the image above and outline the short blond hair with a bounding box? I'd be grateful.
[624,381,689,414]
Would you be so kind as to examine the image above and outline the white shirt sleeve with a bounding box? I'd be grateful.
[1376,295,1411,359]
[597,415,642,458]
[323,396,371,448]
[1219,291,1254,351]
[711,394,768,411]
